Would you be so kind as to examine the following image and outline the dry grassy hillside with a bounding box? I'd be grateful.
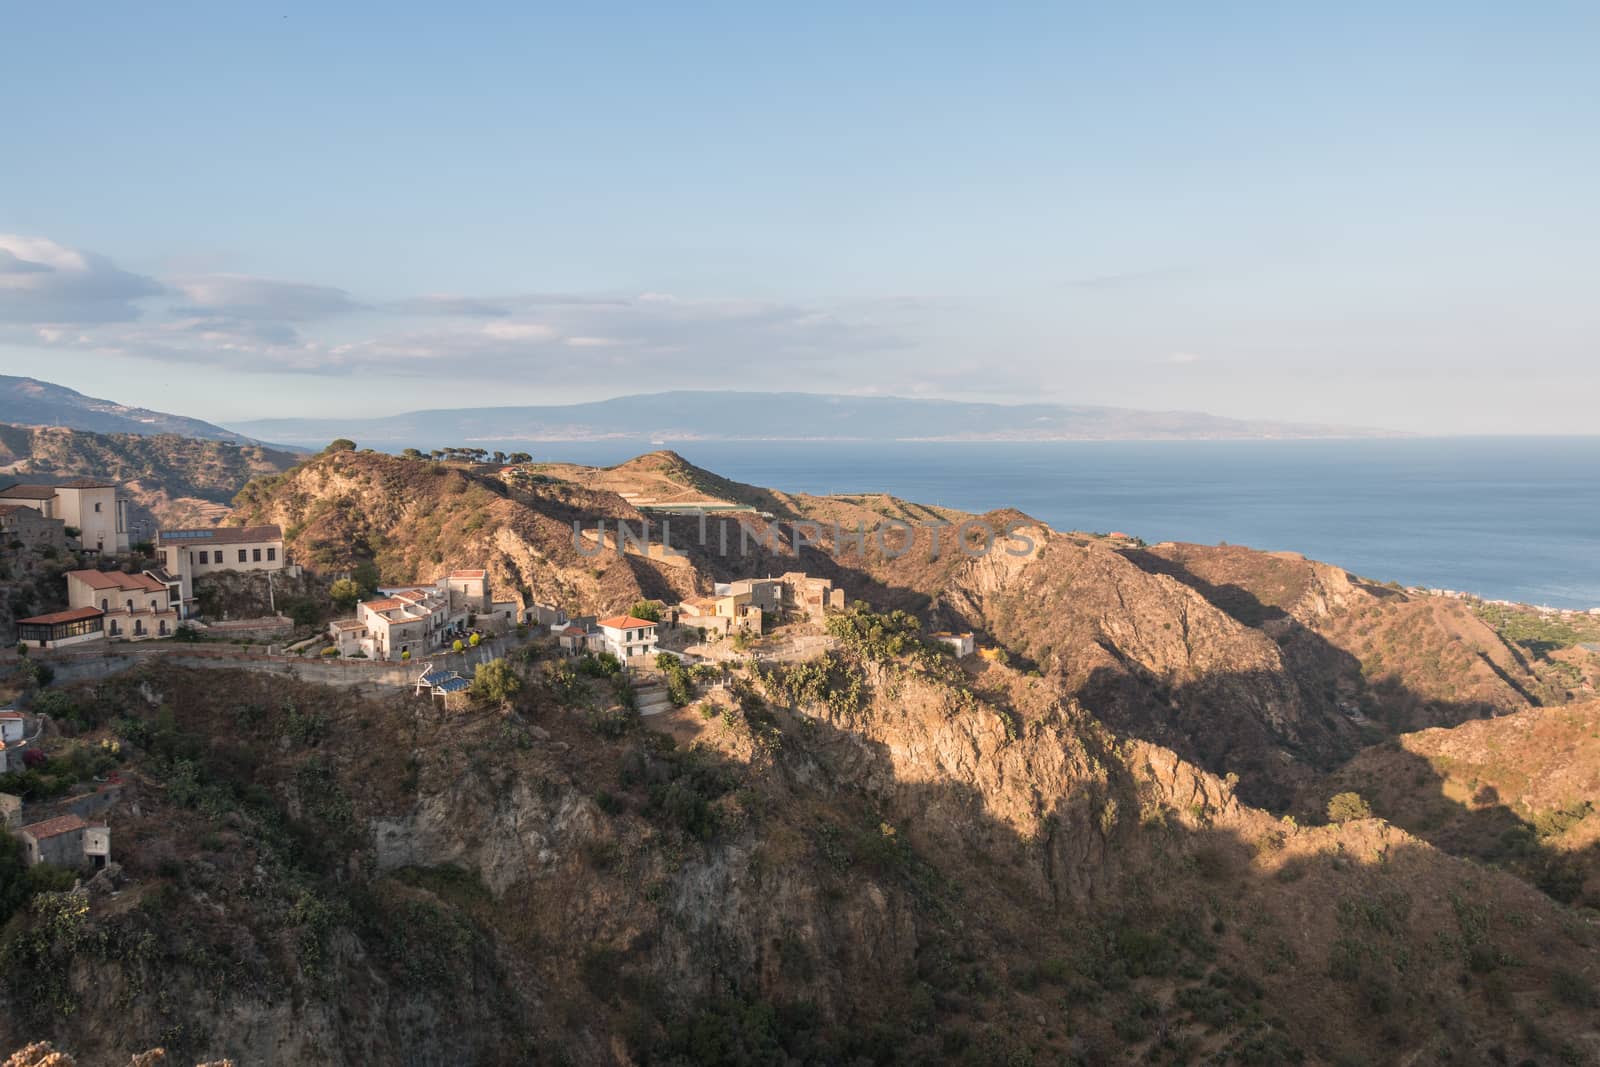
[3,647,1597,1066]
[229,448,700,615]
[1316,702,1600,910]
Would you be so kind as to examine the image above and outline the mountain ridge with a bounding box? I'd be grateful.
[0,376,272,444]
[225,389,1399,449]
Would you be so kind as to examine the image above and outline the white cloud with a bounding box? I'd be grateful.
[482,321,557,341]
[0,234,164,323]
[170,274,362,321]
[4,233,920,390]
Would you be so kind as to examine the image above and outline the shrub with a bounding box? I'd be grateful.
[320,646,339,658]
[1551,967,1598,1009]
[471,658,522,706]
[629,600,662,623]
[401,649,410,661]
[329,578,361,610]
[452,639,464,653]
[1327,792,1372,824]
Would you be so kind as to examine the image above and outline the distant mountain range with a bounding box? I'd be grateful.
[0,375,262,443]
[228,391,1394,449]
[0,377,1394,450]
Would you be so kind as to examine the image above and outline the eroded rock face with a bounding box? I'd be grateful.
[375,774,601,896]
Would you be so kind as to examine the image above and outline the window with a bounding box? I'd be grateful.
[267,547,276,561]
[253,548,261,562]
[239,549,248,563]
[125,599,133,612]
[94,502,102,513]
[198,550,209,564]
[100,598,108,612]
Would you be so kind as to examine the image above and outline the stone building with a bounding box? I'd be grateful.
[17,814,112,871]
[0,503,66,551]
[0,479,128,554]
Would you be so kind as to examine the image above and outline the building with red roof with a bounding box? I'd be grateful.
[596,615,659,661]
[65,568,179,641]
[17,813,111,870]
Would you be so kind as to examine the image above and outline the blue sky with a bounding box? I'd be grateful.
[2,2,1596,432]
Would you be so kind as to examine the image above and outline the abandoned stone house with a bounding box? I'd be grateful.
[17,813,112,871]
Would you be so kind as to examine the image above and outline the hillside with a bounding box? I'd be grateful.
[227,448,1569,810]
[228,447,702,615]
[4,446,1596,1064]
[1,645,1597,1065]
[0,425,299,530]
[0,377,259,443]
[1316,701,1600,909]
[225,391,1394,449]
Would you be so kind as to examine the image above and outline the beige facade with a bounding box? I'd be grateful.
[66,568,179,640]
[0,479,128,553]
[54,481,129,554]
[329,568,503,661]
[714,573,842,622]
[676,594,761,638]
[156,525,286,616]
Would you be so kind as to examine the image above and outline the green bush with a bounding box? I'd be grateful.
[470,658,522,706]
[1327,792,1372,824]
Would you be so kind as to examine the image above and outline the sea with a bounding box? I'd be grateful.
[501,437,1600,611]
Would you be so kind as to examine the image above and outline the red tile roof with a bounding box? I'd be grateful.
[67,569,167,593]
[18,606,105,625]
[57,478,115,489]
[0,484,57,500]
[448,569,486,579]
[20,814,88,840]
[362,598,405,612]
[597,615,656,631]
[0,711,23,720]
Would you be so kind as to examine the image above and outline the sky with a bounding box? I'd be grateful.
[2,2,1597,434]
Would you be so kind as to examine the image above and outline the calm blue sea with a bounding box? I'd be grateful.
[510,438,1600,610]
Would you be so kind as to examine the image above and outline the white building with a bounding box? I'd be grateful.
[930,631,976,657]
[596,615,659,662]
[0,479,129,554]
[155,525,287,618]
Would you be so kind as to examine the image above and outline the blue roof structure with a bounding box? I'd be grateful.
[435,676,470,693]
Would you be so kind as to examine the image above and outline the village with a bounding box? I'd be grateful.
[0,472,981,886]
